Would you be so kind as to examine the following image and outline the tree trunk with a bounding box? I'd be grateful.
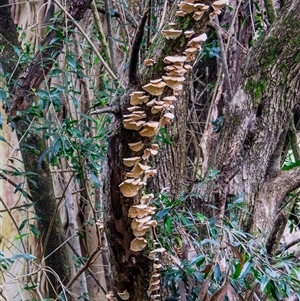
[102,2,217,300]
[194,0,300,246]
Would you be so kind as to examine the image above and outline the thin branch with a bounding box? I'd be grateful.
[65,246,103,289]
[53,0,121,85]
[0,172,33,201]
[91,0,113,70]
[275,237,300,255]
[90,106,120,116]
[104,0,117,74]
[96,5,137,28]
[128,11,149,86]
[212,18,233,99]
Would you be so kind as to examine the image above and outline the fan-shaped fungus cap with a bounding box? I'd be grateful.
[164,56,187,64]
[142,80,166,96]
[187,33,207,48]
[123,119,145,131]
[179,2,198,13]
[153,263,162,270]
[160,112,175,126]
[212,0,228,10]
[184,47,199,62]
[192,11,204,20]
[128,204,152,218]
[151,144,159,154]
[130,237,147,252]
[139,122,160,137]
[119,179,145,197]
[144,59,156,66]
[106,292,117,301]
[123,157,142,167]
[151,105,164,114]
[210,10,221,19]
[144,169,157,180]
[176,10,186,17]
[162,29,182,40]
[126,163,151,178]
[148,248,166,259]
[130,91,145,105]
[184,30,195,38]
[128,141,144,152]
[117,290,130,300]
[127,106,141,112]
[162,76,185,90]
[140,193,154,204]
[163,96,177,103]
[145,99,157,107]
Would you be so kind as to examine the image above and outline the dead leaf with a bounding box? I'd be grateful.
[198,277,210,300]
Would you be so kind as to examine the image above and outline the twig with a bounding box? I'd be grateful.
[128,11,149,85]
[275,237,300,255]
[104,0,117,74]
[96,5,137,28]
[65,246,103,289]
[53,0,121,85]
[213,18,233,99]
[90,106,120,115]
[0,172,33,201]
[91,0,113,70]
[67,241,107,295]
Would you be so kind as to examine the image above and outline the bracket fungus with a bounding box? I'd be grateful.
[160,112,175,126]
[142,79,167,96]
[144,58,156,66]
[130,237,147,252]
[139,121,160,137]
[106,292,117,301]
[184,30,195,38]
[126,163,151,178]
[162,76,185,91]
[140,193,155,204]
[164,55,187,64]
[123,119,145,131]
[128,141,144,152]
[212,0,228,10]
[119,179,145,197]
[128,204,156,218]
[117,290,130,300]
[175,10,186,17]
[123,157,142,167]
[161,29,182,40]
[129,91,146,105]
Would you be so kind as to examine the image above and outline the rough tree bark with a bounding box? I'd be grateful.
[195,0,300,251]
[102,2,218,300]
[1,0,93,298]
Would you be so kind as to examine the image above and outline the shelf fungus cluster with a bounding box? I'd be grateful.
[176,0,228,20]
[115,0,227,298]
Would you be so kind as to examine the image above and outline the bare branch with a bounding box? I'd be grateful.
[90,106,120,116]
[128,11,148,86]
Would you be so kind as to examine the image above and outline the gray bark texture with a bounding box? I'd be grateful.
[194,0,300,249]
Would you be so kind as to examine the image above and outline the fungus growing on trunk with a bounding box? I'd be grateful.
[119,178,145,197]
[130,237,147,252]
[123,157,142,167]
[139,121,160,137]
[128,141,144,152]
[142,79,166,96]
[126,163,151,178]
[162,29,182,40]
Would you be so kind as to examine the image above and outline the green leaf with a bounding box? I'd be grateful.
[29,224,39,238]
[66,54,77,70]
[282,160,300,171]
[214,263,222,282]
[239,261,252,279]
[260,274,269,292]
[18,219,28,231]
[155,207,171,220]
